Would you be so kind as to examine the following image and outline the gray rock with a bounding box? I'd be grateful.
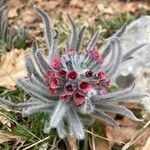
[116,16,150,112]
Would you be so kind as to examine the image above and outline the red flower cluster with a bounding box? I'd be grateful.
[46,68,110,106]
[46,68,92,106]
[46,51,110,107]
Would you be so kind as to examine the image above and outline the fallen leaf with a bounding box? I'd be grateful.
[0,131,22,144]
[70,0,84,9]
[0,114,11,131]
[0,49,29,90]
[95,140,109,150]
[8,8,18,19]
[22,10,38,24]
[41,1,60,11]
[106,125,137,147]
[97,4,114,15]
[8,0,22,9]
[134,128,150,150]
[141,136,150,150]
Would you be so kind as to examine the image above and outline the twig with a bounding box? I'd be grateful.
[23,136,50,150]
[91,127,96,150]
[85,129,125,144]
[16,141,26,150]
[50,137,58,150]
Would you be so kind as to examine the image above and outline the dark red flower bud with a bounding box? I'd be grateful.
[74,93,85,106]
[65,84,74,94]
[51,57,61,70]
[60,93,71,103]
[50,77,59,90]
[96,71,106,79]
[49,87,57,95]
[55,69,67,78]
[46,70,53,77]
[79,81,91,93]
[66,70,78,80]
[85,70,93,78]
[91,51,100,59]
[96,81,101,87]
[91,51,104,64]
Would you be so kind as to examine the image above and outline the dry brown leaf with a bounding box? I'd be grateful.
[8,0,22,9]
[8,8,18,19]
[0,115,11,131]
[141,136,150,150]
[70,0,84,8]
[0,131,22,144]
[41,1,60,10]
[106,124,150,149]
[106,125,137,147]
[7,0,150,23]
[134,128,150,150]
[95,140,110,150]
[117,117,139,128]
[0,49,29,90]
[22,10,37,24]
[97,4,114,15]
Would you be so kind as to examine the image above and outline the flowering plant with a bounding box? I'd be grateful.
[0,5,148,140]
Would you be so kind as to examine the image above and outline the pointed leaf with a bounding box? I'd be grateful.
[95,104,143,121]
[92,109,118,126]
[50,101,68,128]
